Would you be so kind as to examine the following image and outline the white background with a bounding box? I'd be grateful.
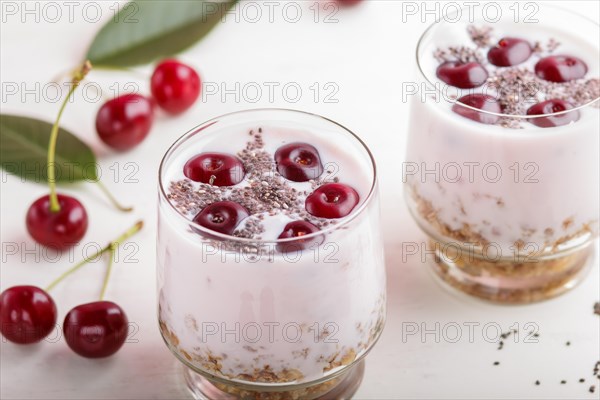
[1,1,599,399]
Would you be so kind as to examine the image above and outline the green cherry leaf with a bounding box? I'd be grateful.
[0,114,98,183]
[86,0,238,68]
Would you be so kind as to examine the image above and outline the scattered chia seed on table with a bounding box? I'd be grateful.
[492,327,596,396]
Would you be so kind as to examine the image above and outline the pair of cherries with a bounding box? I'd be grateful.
[0,286,127,358]
[96,59,201,151]
[437,37,587,127]
[1,222,142,357]
[183,143,359,246]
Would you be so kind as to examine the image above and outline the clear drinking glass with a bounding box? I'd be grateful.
[405,5,599,303]
[157,109,385,399]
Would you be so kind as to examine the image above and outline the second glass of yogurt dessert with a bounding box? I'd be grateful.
[405,5,599,303]
[157,109,385,399]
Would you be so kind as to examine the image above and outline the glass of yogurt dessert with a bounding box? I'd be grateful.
[157,109,385,399]
[405,4,599,303]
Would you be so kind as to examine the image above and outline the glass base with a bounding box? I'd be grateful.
[183,360,365,400]
[429,240,596,304]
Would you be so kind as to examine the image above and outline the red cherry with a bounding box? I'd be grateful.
[150,59,201,115]
[63,301,128,358]
[0,286,57,344]
[277,221,323,253]
[96,93,154,151]
[26,194,88,250]
[487,37,532,67]
[535,56,588,83]
[526,99,580,128]
[184,153,245,186]
[436,61,488,89]
[452,94,502,125]
[305,183,359,219]
[275,143,324,182]
[193,201,249,236]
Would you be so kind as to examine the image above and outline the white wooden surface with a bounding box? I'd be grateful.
[1,1,599,399]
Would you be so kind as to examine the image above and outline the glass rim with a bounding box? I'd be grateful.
[158,108,378,245]
[415,3,600,119]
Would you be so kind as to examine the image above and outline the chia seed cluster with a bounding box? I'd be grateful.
[434,25,600,128]
[166,129,338,240]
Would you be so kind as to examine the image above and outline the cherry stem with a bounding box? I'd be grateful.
[99,248,115,301]
[47,60,92,213]
[96,180,133,212]
[44,220,143,292]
